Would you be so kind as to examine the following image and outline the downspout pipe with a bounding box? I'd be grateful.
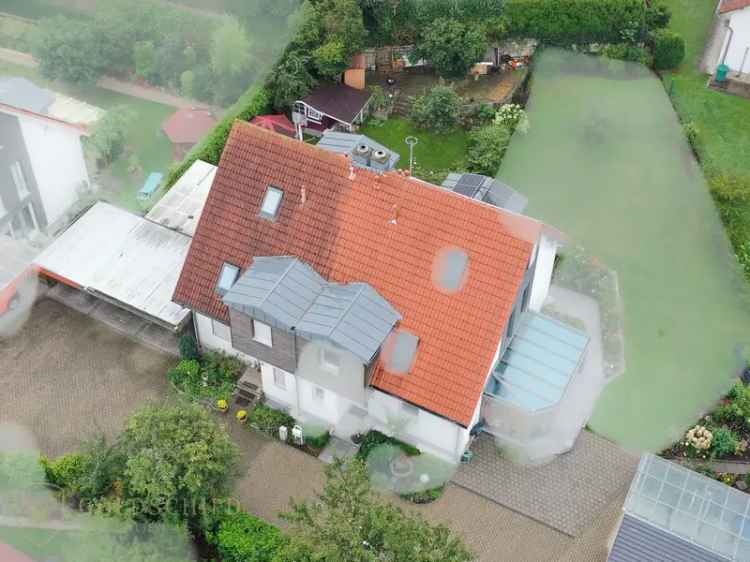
[720,20,735,67]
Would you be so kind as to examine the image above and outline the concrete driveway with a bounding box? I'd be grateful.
[0,299,617,562]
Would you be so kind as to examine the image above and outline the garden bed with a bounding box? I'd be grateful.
[167,351,243,404]
[661,380,750,462]
[247,403,331,457]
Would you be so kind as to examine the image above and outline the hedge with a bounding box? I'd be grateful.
[207,511,286,562]
[650,28,685,71]
[165,86,271,188]
[502,0,647,45]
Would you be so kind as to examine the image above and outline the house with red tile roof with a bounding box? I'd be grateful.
[173,122,592,463]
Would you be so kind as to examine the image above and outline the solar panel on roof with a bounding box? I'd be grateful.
[453,174,486,197]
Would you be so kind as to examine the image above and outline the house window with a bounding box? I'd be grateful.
[320,346,340,372]
[10,162,29,199]
[216,263,240,295]
[307,107,323,122]
[273,368,286,390]
[313,386,325,403]
[252,320,273,347]
[401,401,420,416]
[260,186,283,220]
[212,319,231,342]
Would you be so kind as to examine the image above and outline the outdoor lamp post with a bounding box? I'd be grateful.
[405,136,418,175]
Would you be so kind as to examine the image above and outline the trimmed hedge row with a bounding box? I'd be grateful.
[503,0,646,45]
[207,510,286,562]
[165,86,271,187]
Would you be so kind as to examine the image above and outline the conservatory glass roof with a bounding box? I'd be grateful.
[625,454,750,561]
[489,312,588,412]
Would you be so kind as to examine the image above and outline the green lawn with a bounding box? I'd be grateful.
[0,526,83,560]
[500,49,750,451]
[0,61,175,212]
[360,117,468,181]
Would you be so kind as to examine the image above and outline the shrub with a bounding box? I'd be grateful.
[494,103,529,134]
[650,29,685,71]
[72,436,126,503]
[466,124,512,176]
[165,87,271,188]
[601,43,653,66]
[502,0,646,45]
[180,70,194,98]
[178,334,200,361]
[87,106,135,167]
[646,2,671,30]
[305,430,331,450]
[357,430,420,460]
[205,510,286,562]
[249,404,295,435]
[400,485,444,504]
[410,85,462,133]
[683,121,700,152]
[168,352,240,402]
[712,427,740,459]
[710,175,750,204]
[40,453,85,491]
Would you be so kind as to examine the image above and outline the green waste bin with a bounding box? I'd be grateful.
[716,64,730,82]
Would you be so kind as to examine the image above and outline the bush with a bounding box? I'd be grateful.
[40,453,85,491]
[601,43,653,66]
[400,485,444,504]
[410,85,461,133]
[466,124,512,176]
[248,404,295,435]
[646,2,671,30]
[87,106,135,167]
[356,430,420,460]
[165,87,271,188]
[178,334,200,361]
[206,510,286,562]
[305,430,331,450]
[71,436,126,503]
[650,29,685,71]
[712,427,740,458]
[683,121,700,152]
[709,175,750,204]
[502,0,646,45]
[494,103,529,134]
[167,352,241,402]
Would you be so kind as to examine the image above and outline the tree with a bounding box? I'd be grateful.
[312,40,349,78]
[134,41,156,81]
[318,0,366,52]
[117,403,238,523]
[466,124,512,176]
[410,85,462,133]
[413,18,487,79]
[268,51,317,111]
[211,15,254,104]
[87,107,135,167]
[279,459,473,562]
[31,17,107,85]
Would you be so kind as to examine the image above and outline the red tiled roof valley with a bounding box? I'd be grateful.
[173,122,541,426]
[720,0,750,13]
[161,108,217,144]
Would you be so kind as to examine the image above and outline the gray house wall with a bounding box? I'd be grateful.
[0,112,47,235]
[229,309,298,373]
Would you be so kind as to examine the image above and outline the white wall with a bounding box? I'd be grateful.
[720,8,750,73]
[367,389,471,462]
[260,362,298,413]
[18,115,90,230]
[195,312,256,363]
[528,234,557,312]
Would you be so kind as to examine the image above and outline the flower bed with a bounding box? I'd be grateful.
[248,403,331,457]
[662,381,750,461]
[167,352,243,404]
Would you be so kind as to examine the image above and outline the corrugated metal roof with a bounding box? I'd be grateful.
[614,454,750,561]
[609,513,729,562]
[146,160,216,237]
[489,312,588,412]
[318,131,400,171]
[34,202,191,329]
[223,256,401,362]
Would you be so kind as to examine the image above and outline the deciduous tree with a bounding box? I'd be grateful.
[413,18,487,79]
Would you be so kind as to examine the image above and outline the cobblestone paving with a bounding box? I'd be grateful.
[452,432,638,537]
[0,299,174,456]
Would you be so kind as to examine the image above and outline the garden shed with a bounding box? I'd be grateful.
[293,84,372,133]
[161,107,217,160]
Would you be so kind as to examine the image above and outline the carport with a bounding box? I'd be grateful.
[34,201,191,333]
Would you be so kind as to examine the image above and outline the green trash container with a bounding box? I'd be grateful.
[716,64,730,82]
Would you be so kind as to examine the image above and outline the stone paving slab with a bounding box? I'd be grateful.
[451,432,638,537]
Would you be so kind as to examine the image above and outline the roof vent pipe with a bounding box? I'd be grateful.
[372,149,389,165]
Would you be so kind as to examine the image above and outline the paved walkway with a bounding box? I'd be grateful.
[452,432,638,537]
[0,47,214,110]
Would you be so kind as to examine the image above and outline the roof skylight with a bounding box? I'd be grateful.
[216,262,240,295]
[260,186,283,219]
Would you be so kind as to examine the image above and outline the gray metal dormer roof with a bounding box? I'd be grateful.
[317,131,400,172]
[222,256,402,363]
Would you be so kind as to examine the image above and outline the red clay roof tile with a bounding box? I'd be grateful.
[173,122,541,426]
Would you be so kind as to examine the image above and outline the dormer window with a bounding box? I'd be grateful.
[260,186,283,220]
[216,262,239,295]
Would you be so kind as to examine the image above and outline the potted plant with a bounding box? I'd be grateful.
[236,409,248,423]
[216,399,229,413]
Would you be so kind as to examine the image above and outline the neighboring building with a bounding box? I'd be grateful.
[704,0,750,75]
[317,131,400,172]
[293,83,372,134]
[249,114,296,138]
[173,122,593,463]
[161,107,217,160]
[442,173,528,214]
[0,77,99,240]
[608,454,750,562]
